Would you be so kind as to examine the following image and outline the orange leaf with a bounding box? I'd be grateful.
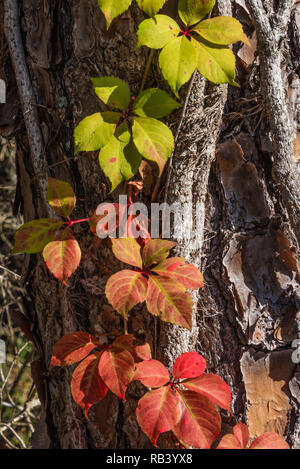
[50,332,100,367]
[249,432,290,449]
[172,352,206,380]
[134,359,170,388]
[233,422,249,448]
[99,348,135,399]
[111,237,143,268]
[47,178,76,218]
[152,258,204,290]
[135,343,152,361]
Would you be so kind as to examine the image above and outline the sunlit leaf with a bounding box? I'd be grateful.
[152,258,204,289]
[105,270,148,318]
[142,239,177,268]
[74,112,119,152]
[99,347,135,399]
[135,343,152,361]
[50,332,100,367]
[47,178,76,218]
[173,390,221,449]
[137,15,180,49]
[11,218,64,254]
[249,432,290,449]
[91,76,130,110]
[178,0,216,26]
[233,423,250,448]
[111,237,143,268]
[172,352,206,380]
[42,230,81,283]
[136,386,181,446]
[134,359,170,388]
[98,0,133,29]
[146,275,193,329]
[133,88,180,119]
[217,433,244,449]
[193,16,249,45]
[71,352,107,418]
[159,35,197,97]
[132,116,174,175]
[136,0,167,17]
[183,373,231,410]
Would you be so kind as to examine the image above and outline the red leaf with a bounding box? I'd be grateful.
[183,373,231,410]
[153,258,204,290]
[11,218,64,254]
[71,353,107,418]
[136,386,181,446]
[134,359,170,388]
[111,238,143,268]
[105,270,148,319]
[142,239,177,267]
[217,433,243,449]
[99,348,135,399]
[50,332,100,367]
[249,432,290,449]
[234,422,249,448]
[146,275,193,329]
[123,213,150,244]
[172,352,206,380]
[43,230,81,283]
[173,391,221,449]
[135,343,152,361]
[47,178,76,218]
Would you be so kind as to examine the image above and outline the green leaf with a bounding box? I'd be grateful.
[47,178,76,218]
[91,77,130,110]
[136,0,167,16]
[159,35,197,97]
[193,16,250,45]
[98,0,133,29]
[132,117,174,176]
[99,122,141,192]
[137,15,180,49]
[193,37,237,85]
[178,0,216,27]
[11,219,64,254]
[74,112,120,152]
[133,88,180,118]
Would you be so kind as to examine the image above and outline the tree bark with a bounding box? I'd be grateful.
[1,0,300,449]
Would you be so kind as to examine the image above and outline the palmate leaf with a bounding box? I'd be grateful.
[142,239,177,268]
[91,77,130,110]
[217,423,290,449]
[173,390,221,449]
[136,386,181,446]
[172,352,206,380]
[42,230,81,283]
[137,14,180,49]
[74,112,119,152]
[178,0,216,27]
[193,16,249,45]
[146,275,193,329]
[50,332,100,367]
[98,0,133,29]
[11,218,64,254]
[136,0,167,17]
[47,178,76,218]
[132,116,174,175]
[152,258,204,289]
[105,270,148,319]
[133,88,180,119]
[134,359,170,388]
[99,347,135,399]
[159,35,197,97]
[192,37,237,85]
[183,373,231,410]
[71,352,107,419]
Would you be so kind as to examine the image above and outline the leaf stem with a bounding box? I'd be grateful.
[139,49,154,94]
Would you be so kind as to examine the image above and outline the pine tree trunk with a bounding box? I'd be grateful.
[1,0,300,449]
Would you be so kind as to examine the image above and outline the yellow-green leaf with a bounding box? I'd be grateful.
[136,0,166,17]
[159,35,197,97]
[193,37,237,85]
[132,116,174,176]
[178,0,216,27]
[98,0,133,29]
[137,15,180,49]
[133,88,180,118]
[74,112,120,152]
[47,178,76,218]
[91,77,130,110]
[11,219,64,254]
[193,16,250,45]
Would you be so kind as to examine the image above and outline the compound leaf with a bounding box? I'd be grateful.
[47,178,76,218]
[172,352,206,380]
[136,386,181,446]
[133,88,180,119]
[91,77,130,110]
[137,15,180,50]
[74,112,119,152]
[134,359,170,388]
[98,0,133,29]
[50,332,101,367]
[132,116,174,175]
[11,218,63,254]
[99,348,135,399]
[178,0,216,26]
[193,16,249,45]
[159,35,197,97]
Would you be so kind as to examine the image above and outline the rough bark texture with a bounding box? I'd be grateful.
[1,0,300,449]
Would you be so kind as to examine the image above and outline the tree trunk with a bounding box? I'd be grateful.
[1,0,300,449]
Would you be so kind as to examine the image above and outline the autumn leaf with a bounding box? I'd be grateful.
[172,352,206,380]
[11,218,64,254]
[152,258,204,289]
[99,347,135,399]
[47,178,76,218]
[134,359,170,388]
[50,332,100,367]
[142,239,177,267]
[183,373,232,410]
